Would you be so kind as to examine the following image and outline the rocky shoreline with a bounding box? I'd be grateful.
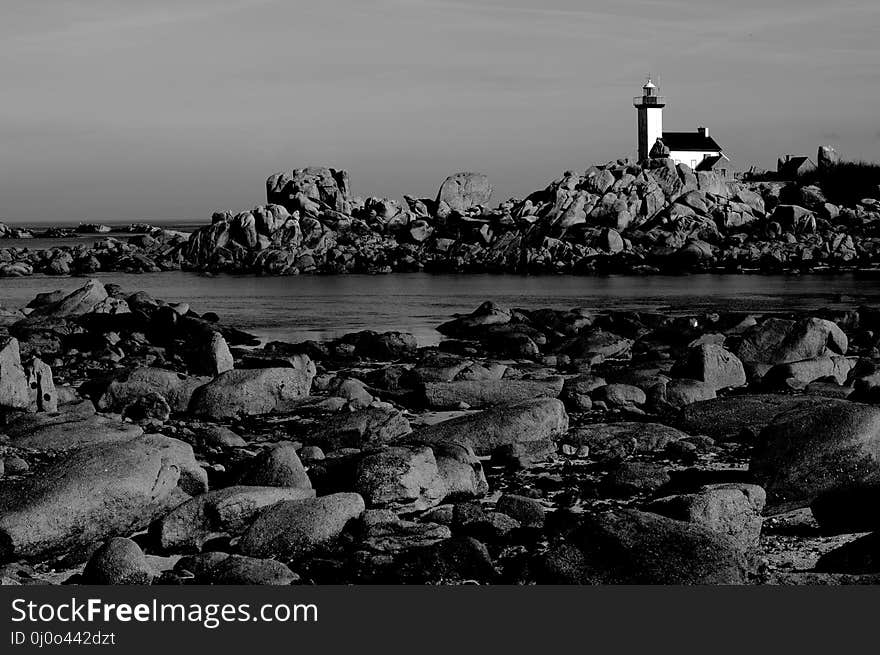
[3,279,880,584]
[3,150,880,278]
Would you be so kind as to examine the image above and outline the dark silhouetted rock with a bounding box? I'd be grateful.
[750,400,880,514]
[540,509,749,584]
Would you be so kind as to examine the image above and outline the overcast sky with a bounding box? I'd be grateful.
[1,0,878,223]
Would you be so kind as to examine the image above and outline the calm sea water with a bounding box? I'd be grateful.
[0,272,874,346]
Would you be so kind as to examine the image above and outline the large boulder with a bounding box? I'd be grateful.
[174,552,297,585]
[650,378,716,410]
[200,332,234,376]
[253,204,290,235]
[26,279,108,318]
[676,344,746,391]
[811,486,880,535]
[303,407,412,450]
[676,394,811,442]
[561,422,687,461]
[646,484,766,551]
[437,301,511,336]
[189,361,315,419]
[151,485,315,552]
[815,531,880,574]
[354,445,447,512]
[734,317,847,365]
[0,337,29,410]
[436,172,493,213]
[235,443,312,489]
[601,462,671,497]
[750,400,880,514]
[97,367,209,414]
[359,511,451,553]
[423,377,564,410]
[412,398,569,456]
[817,145,840,169]
[238,493,365,559]
[540,509,749,584]
[431,441,489,501]
[392,536,496,584]
[266,167,352,215]
[496,494,545,528]
[593,383,646,407]
[560,328,633,363]
[4,401,143,450]
[763,355,855,389]
[334,330,418,360]
[0,435,207,561]
[561,374,606,411]
[26,357,57,413]
[772,205,816,233]
[82,537,154,585]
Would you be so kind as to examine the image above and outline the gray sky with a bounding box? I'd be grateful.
[1,0,878,223]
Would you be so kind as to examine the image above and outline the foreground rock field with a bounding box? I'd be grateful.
[4,279,880,584]
[3,153,880,277]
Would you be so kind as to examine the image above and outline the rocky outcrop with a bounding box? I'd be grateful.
[266,167,352,215]
[5,153,880,278]
[26,279,107,317]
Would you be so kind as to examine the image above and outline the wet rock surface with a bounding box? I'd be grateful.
[3,279,880,585]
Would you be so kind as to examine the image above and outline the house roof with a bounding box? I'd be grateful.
[661,131,723,152]
[696,155,724,171]
[777,156,816,176]
[779,156,813,169]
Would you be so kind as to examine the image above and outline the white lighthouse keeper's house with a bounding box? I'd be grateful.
[633,78,729,173]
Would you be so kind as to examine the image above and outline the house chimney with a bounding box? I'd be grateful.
[697,126,709,137]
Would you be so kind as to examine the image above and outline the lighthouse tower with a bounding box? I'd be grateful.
[633,78,665,161]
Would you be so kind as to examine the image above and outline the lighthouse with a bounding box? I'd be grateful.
[633,78,665,161]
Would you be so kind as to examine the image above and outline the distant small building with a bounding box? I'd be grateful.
[634,78,730,174]
[777,155,816,179]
